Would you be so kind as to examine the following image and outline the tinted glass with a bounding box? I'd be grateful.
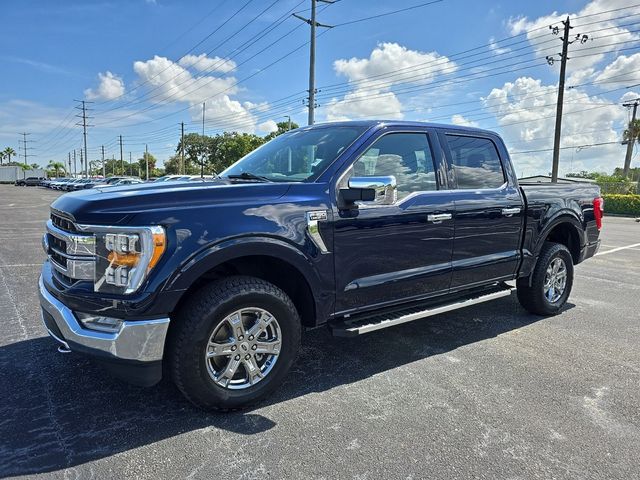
[349,133,437,200]
[221,126,367,182]
[446,135,505,189]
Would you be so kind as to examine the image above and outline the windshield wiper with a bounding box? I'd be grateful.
[226,172,273,182]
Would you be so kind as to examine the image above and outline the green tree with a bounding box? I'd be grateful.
[137,152,157,180]
[163,154,181,174]
[622,118,640,178]
[0,151,4,165]
[208,132,265,173]
[48,161,66,177]
[3,147,16,164]
[264,121,299,141]
[176,133,208,174]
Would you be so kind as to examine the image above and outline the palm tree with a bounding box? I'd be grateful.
[48,161,65,177]
[623,119,640,178]
[19,163,31,179]
[0,151,5,165]
[3,147,16,164]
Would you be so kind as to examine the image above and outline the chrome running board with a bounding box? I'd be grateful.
[331,285,515,337]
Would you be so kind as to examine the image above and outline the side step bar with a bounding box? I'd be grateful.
[331,285,515,337]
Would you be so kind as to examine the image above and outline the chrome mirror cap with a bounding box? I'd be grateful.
[348,175,397,205]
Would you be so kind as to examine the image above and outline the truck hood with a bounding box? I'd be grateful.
[50,180,291,225]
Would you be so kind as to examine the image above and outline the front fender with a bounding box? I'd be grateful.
[163,235,333,324]
[166,235,321,291]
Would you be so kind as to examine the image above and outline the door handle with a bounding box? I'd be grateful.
[501,207,521,217]
[427,213,452,223]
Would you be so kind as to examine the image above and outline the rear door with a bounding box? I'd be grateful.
[439,131,524,290]
[332,129,455,314]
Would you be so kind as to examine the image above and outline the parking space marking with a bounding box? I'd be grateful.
[595,243,640,256]
[0,264,43,268]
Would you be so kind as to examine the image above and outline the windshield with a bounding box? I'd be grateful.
[221,126,367,182]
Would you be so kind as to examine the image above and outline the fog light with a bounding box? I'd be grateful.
[75,312,123,333]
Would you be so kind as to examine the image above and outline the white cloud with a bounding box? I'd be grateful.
[451,114,479,127]
[594,52,640,87]
[133,55,272,133]
[620,90,640,102]
[508,0,640,70]
[484,76,626,176]
[178,54,237,74]
[84,71,125,100]
[489,37,511,55]
[325,42,456,121]
[257,120,278,133]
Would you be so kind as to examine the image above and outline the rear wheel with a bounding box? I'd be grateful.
[517,242,574,315]
[169,276,301,411]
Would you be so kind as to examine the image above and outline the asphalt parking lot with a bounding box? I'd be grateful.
[0,184,638,479]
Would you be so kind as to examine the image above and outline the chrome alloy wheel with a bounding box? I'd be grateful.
[205,308,282,390]
[544,257,567,303]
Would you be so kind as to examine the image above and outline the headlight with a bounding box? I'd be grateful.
[93,226,166,294]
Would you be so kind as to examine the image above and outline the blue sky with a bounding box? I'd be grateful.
[2,0,640,176]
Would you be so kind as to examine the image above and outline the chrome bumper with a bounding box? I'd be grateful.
[38,275,170,362]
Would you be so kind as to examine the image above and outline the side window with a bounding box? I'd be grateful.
[349,133,437,201]
[445,135,506,189]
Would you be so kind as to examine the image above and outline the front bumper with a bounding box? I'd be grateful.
[38,275,170,386]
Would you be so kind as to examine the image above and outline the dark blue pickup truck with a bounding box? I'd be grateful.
[39,120,603,410]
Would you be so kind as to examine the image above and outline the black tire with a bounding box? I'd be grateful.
[168,276,301,411]
[517,242,574,315]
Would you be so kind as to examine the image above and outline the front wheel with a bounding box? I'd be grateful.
[168,276,301,411]
[517,242,574,315]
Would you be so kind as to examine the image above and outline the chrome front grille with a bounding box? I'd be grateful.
[44,212,96,282]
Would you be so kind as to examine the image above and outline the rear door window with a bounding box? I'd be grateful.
[445,135,505,189]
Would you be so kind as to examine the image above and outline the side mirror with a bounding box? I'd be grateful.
[340,176,397,208]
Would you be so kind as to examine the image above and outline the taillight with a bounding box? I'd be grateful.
[593,197,604,230]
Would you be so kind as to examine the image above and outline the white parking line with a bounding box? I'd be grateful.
[595,243,640,256]
[0,264,42,268]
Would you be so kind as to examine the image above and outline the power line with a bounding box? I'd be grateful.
[333,0,444,27]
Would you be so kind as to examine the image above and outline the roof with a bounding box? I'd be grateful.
[298,120,497,136]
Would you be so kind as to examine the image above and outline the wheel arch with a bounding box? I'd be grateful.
[535,213,584,265]
[166,238,324,328]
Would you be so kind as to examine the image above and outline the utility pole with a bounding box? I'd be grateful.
[79,149,84,178]
[180,122,185,175]
[622,98,640,178]
[129,152,132,176]
[145,144,149,180]
[73,150,77,177]
[20,133,34,170]
[68,152,71,177]
[101,145,106,178]
[119,135,124,175]
[548,18,589,182]
[75,100,93,178]
[285,115,292,131]
[293,0,334,125]
[201,102,205,178]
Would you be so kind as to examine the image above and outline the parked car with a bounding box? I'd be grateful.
[15,176,45,187]
[38,120,603,411]
[153,175,184,182]
[48,178,73,190]
[66,179,95,191]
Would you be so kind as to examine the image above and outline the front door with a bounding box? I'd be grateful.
[332,130,455,314]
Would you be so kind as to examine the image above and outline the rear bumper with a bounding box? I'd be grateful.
[38,275,170,386]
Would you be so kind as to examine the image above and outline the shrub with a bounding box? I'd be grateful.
[602,194,640,216]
